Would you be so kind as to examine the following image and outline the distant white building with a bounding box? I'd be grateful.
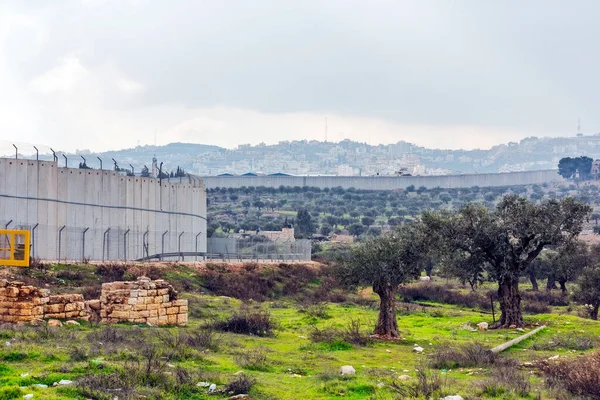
[337,164,356,176]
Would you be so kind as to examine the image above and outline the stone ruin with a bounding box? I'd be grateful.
[0,276,187,326]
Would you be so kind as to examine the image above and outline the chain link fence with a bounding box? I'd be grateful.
[207,236,311,261]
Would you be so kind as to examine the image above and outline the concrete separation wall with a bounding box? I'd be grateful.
[202,170,563,190]
[0,158,207,261]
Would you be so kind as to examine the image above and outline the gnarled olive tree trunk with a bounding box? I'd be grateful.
[372,283,399,338]
[529,270,539,291]
[493,276,524,329]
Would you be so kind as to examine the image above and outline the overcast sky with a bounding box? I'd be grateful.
[1,0,598,154]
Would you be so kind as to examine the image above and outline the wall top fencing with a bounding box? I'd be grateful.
[0,230,30,267]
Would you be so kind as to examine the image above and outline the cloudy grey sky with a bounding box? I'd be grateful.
[1,0,598,153]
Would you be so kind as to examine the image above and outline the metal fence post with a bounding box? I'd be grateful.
[143,230,149,258]
[161,230,168,260]
[31,223,38,258]
[82,227,89,261]
[123,229,130,260]
[58,225,66,261]
[195,232,201,261]
[178,231,185,260]
[103,228,111,261]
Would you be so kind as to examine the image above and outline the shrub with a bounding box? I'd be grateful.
[302,303,330,319]
[521,290,570,306]
[389,363,444,398]
[522,300,551,314]
[429,342,495,369]
[76,372,136,399]
[308,319,372,347]
[81,285,101,300]
[541,350,600,397]
[0,387,22,400]
[399,283,490,310]
[70,346,89,362]
[225,374,256,395]
[87,326,125,344]
[532,334,595,351]
[235,347,271,371]
[212,309,276,337]
[478,362,530,397]
[342,319,373,346]
[95,263,127,282]
[186,326,221,351]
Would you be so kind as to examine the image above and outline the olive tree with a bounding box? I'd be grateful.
[574,264,600,320]
[337,224,427,338]
[422,195,590,328]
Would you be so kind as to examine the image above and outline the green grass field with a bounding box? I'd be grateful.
[0,264,599,399]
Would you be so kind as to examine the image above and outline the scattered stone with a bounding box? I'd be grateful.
[32,384,48,389]
[47,320,62,328]
[419,276,431,282]
[229,395,248,400]
[291,374,302,378]
[548,355,559,360]
[477,322,488,331]
[23,395,33,400]
[56,379,73,385]
[398,375,410,381]
[339,365,356,375]
[208,383,217,393]
[413,346,424,353]
[20,373,29,377]
[509,324,517,329]
[65,320,80,326]
[442,396,463,400]
[196,382,211,387]
[516,328,525,332]
[5,341,10,347]
[385,349,391,353]
[234,371,245,375]
[376,382,385,388]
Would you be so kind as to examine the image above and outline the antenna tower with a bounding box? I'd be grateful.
[577,118,581,134]
[325,117,328,142]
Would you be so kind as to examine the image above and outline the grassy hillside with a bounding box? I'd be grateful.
[0,262,599,399]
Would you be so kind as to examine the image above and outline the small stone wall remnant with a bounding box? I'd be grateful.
[44,294,88,320]
[100,276,187,326]
[0,280,48,323]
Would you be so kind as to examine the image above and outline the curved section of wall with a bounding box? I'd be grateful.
[202,170,563,190]
[0,158,207,262]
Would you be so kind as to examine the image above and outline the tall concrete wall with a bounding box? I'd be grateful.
[202,170,563,190]
[0,158,207,262]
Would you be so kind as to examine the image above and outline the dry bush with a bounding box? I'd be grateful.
[186,326,222,351]
[235,347,272,371]
[308,319,372,347]
[225,373,256,395]
[429,342,495,369]
[478,361,530,397]
[522,300,551,314]
[389,362,445,398]
[399,283,490,310]
[212,308,276,337]
[532,334,594,351]
[81,285,101,300]
[95,263,128,282]
[521,290,570,306]
[541,350,600,398]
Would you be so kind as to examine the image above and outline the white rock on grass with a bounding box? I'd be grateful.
[477,322,488,331]
[208,383,217,393]
[398,375,411,381]
[23,395,33,400]
[413,346,424,353]
[339,365,356,375]
[196,382,211,387]
[442,396,464,400]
